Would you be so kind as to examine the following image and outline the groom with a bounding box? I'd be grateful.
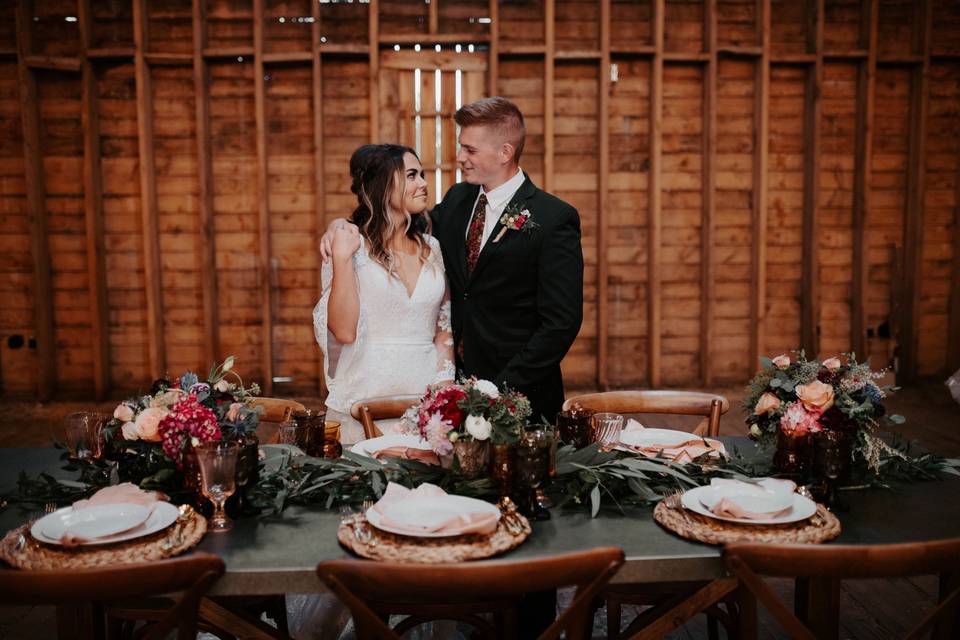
[323,97,584,423]
[432,97,583,422]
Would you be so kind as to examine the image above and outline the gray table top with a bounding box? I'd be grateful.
[2,444,957,595]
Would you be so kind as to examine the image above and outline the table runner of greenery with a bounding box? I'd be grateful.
[6,435,957,518]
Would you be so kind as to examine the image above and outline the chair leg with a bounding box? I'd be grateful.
[606,595,622,640]
[733,583,757,640]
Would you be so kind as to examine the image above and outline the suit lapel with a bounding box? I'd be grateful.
[469,174,536,283]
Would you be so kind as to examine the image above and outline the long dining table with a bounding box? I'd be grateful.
[2,440,959,639]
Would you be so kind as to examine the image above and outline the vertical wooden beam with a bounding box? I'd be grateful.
[487,0,498,94]
[133,0,166,379]
[851,0,877,362]
[597,0,610,389]
[312,0,327,396]
[253,0,274,395]
[750,0,770,370]
[949,150,960,372]
[544,0,555,193]
[648,0,664,387]
[15,0,56,400]
[192,0,219,368]
[369,0,380,141]
[78,0,110,400]
[701,0,717,385]
[899,0,931,381]
[428,0,439,35]
[801,0,823,358]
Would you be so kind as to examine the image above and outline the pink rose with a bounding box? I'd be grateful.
[795,380,835,411]
[779,402,823,435]
[113,403,134,422]
[226,402,243,422]
[753,392,781,415]
[772,354,791,369]
[121,421,140,441]
[134,407,168,442]
[822,357,841,371]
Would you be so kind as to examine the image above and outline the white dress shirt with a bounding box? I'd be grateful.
[465,168,526,250]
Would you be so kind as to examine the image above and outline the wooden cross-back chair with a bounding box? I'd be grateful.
[317,547,625,640]
[724,539,960,640]
[0,553,224,640]
[562,390,733,639]
[350,395,421,440]
[250,397,307,424]
[562,390,729,437]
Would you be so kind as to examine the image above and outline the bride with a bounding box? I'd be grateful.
[313,144,454,444]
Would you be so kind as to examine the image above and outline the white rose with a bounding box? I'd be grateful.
[121,421,140,441]
[464,415,492,441]
[113,403,135,422]
[772,354,791,369]
[822,357,841,371]
[214,379,232,393]
[473,379,500,399]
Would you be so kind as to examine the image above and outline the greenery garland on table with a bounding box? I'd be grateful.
[7,436,956,517]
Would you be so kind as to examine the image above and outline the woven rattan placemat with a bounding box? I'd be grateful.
[0,504,207,570]
[654,495,841,545]
[338,512,531,563]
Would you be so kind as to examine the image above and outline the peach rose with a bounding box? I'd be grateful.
[753,392,781,415]
[822,357,841,371]
[795,380,835,411]
[113,403,135,422]
[772,354,791,369]
[134,407,168,443]
[121,421,140,441]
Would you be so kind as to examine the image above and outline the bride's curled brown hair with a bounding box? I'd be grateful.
[348,144,431,274]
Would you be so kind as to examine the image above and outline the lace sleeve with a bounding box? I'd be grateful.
[434,279,455,383]
[313,238,367,385]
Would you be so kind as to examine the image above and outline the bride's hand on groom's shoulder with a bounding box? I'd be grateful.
[330,224,361,264]
[320,218,354,262]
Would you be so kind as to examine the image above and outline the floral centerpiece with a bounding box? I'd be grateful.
[100,356,261,494]
[745,352,905,473]
[401,379,531,478]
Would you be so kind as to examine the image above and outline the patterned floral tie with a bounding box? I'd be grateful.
[465,193,488,275]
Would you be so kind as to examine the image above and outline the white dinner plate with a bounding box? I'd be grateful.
[32,501,180,546]
[680,485,817,525]
[351,434,433,458]
[40,503,150,540]
[617,428,704,451]
[365,495,501,538]
[698,484,795,515]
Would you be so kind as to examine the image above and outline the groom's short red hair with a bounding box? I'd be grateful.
[455,97,526,163]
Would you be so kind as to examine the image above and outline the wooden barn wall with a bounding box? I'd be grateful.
[2,0,960,401]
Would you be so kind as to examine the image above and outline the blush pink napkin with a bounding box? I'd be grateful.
[621,419,726,462]
[707,478,796,520]
[372,482,499,536]
[371,446,440,466]
[60,483,161,546]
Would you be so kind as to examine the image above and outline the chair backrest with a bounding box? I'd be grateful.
[0,553,225,640]
[349,395,420,440]
[724,539,960,640]
[251,397,307,423]
[562,390,729,436]
[317,547,624,640]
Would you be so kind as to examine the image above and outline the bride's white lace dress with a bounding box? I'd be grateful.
[313,233,455,444]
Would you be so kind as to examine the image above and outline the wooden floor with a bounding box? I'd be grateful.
[0,379,957,638]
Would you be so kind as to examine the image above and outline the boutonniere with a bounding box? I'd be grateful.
[492,203,539,243]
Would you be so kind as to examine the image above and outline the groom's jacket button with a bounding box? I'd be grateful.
[463,292,470,300]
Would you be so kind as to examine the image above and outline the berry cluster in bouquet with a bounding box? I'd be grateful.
[402,378,532,455]
[101,356,261,489]
[745,352,905,470]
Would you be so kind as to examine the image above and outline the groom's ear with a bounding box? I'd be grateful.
[498,142,516,165]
